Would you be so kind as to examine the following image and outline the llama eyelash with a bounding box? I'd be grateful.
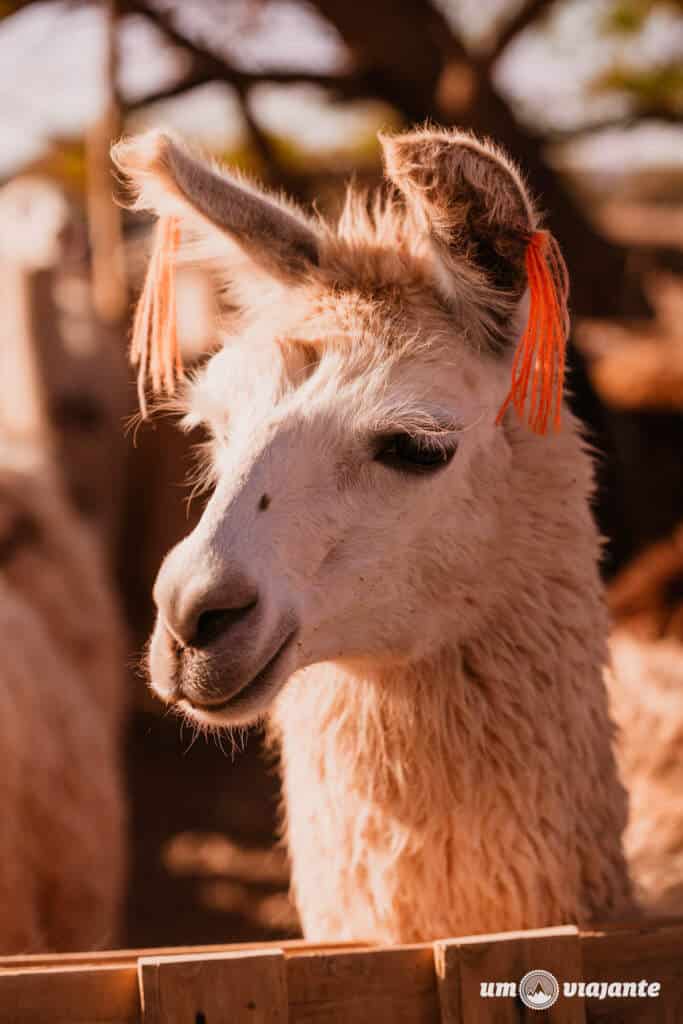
[373,427,460,448]
[369,413,463,442]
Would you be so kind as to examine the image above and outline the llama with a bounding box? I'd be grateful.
[0,439,127,952]
[606,533,683,917]
[609,631,683,915]
[0,182,127,953]
[113,126,635,942]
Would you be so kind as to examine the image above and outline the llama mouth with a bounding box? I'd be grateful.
[182,628,298,716]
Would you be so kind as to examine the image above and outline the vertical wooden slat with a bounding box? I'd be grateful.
[86,0,127,322]
[581,922,683,1023]
[286,945,439,1024]
[138,949,288,1024]
[435,926,585,1023]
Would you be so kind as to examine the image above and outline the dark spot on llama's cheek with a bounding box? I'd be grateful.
[259,493,271,511]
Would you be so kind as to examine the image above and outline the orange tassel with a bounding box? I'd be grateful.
[130,216,182,417]
[496,230,569,434]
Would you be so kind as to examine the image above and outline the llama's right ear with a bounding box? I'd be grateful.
[112,132,319,279]
[112,132,320,412]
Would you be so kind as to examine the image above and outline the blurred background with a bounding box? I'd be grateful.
[0,0,681,949]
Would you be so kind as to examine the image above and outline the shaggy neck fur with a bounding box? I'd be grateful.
[272,417,634,943]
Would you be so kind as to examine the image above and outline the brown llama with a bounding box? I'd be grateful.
[0,443,127,952]
[113,126,636,942]
[0,178,127,953]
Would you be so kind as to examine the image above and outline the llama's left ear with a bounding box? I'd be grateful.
[382,128,570,434]
[380,127,536,310]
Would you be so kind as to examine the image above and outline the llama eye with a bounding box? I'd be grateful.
[374,433,457,474]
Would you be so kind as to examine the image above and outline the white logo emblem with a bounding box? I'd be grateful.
[519,970,560,1010]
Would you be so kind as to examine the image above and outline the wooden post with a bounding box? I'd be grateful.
[0,173,131,557]
[0,265,49,442]
[0,179,66,444]
[86,0,127,323]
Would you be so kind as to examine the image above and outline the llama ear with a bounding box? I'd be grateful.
[112,132,319,278]
[382,128,570,435]
[111,132,320,414]
[380,127,535,305]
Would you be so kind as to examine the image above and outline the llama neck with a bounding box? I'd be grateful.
[272,522,633,943]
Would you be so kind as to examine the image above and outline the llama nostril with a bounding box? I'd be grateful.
[191,598,258,650]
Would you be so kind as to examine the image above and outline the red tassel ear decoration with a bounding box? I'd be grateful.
[130,216,182,417]
[495,230,569,434]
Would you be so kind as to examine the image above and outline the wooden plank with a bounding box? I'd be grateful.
[138,949,287,1024]
[287,945,439,1024]
[581,922,683,1023]
[585,915,683,934]
[0,964,139,1024]
[0,938,368,973]
[435,926,585,1024]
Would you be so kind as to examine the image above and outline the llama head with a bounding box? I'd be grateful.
[113,127,572,727]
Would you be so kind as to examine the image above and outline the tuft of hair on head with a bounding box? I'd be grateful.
[112,131,320,416]
[380,125,570,434]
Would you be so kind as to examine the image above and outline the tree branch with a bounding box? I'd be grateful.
[233,78,307,196]
[544,110,683,141]
[120,0,227,76]
[481,0,559,71]
[125,62,213,110]
[125,63,367,112]
[121,0,368,97]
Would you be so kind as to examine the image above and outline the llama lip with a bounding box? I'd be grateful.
[182,627,298,715]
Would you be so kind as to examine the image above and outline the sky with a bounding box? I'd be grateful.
[0,0,681,179]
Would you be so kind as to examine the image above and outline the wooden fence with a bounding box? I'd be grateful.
[1,919,682,1023]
